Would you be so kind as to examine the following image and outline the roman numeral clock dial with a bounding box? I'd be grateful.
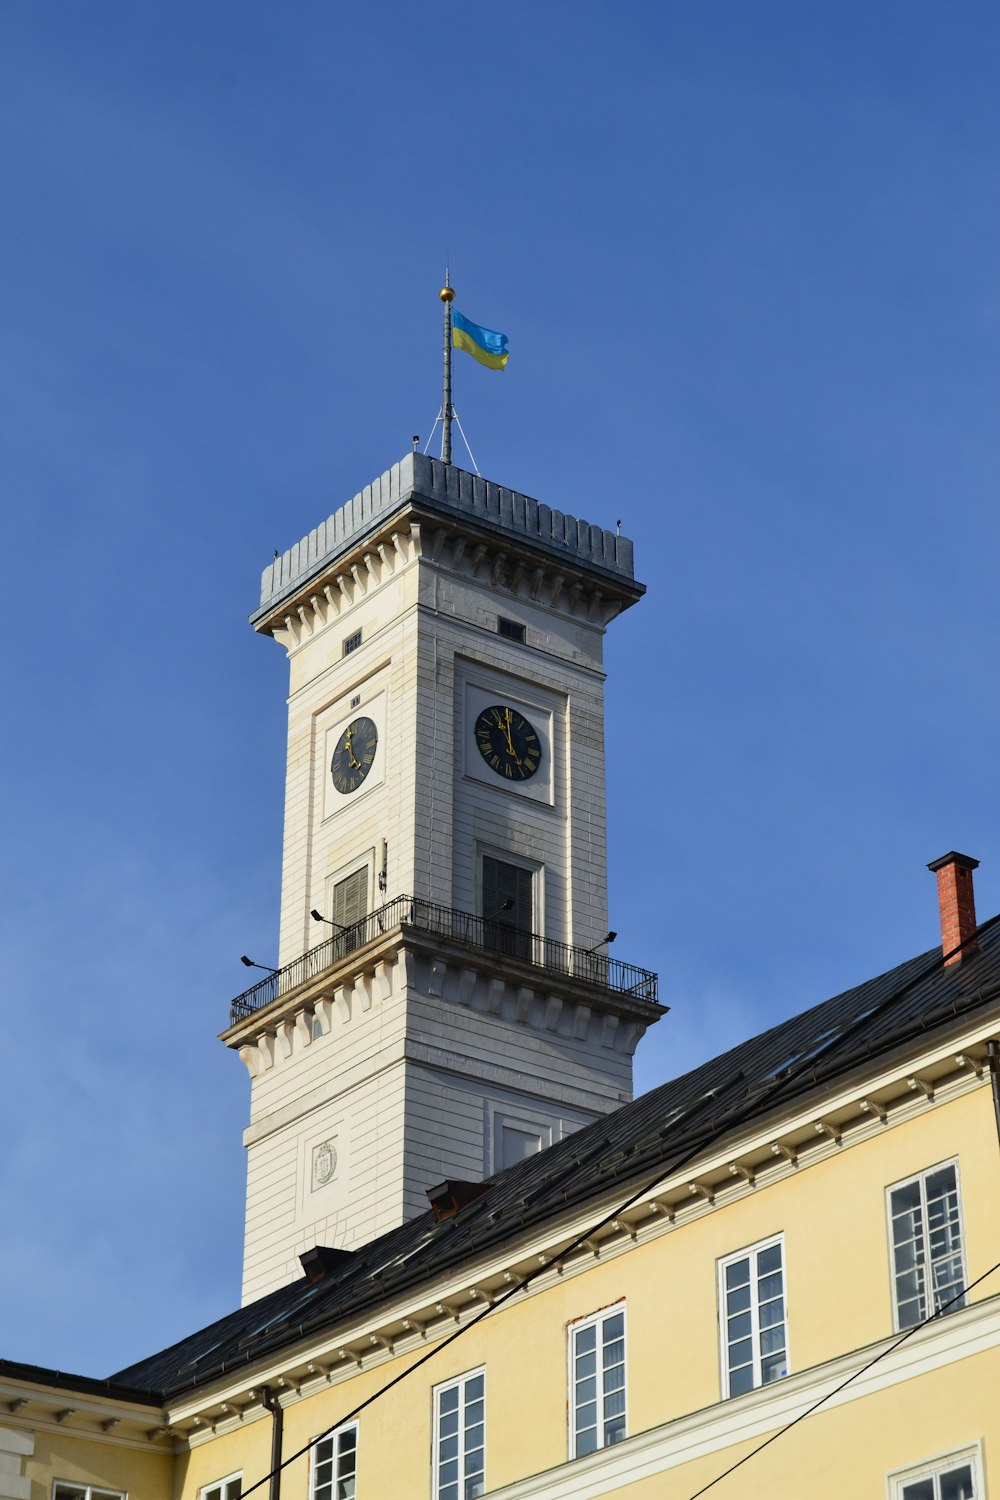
[330,716,378,794]
[474,704,542,782]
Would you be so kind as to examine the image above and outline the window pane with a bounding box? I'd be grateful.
[757,1243,782,1276]
[760,1324,786,1356]
[465,1374,484,1401]
[940,1464,974,1500]
[576,1400,597,1429]
[900,1480,934,1500]
[602,1337,625,1368]
[604,1388,625,1418]
[575,1324,597,1355]
[759,1297,784,1329]
[729,1364,754,1396]
[727,1284,751,1315]
[728,1337,753,1368]
[725,1258,750,1290]
[604,1313,625,1342]
[727,1310,752,1341]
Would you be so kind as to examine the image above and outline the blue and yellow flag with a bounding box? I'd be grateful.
[453,309,509,371]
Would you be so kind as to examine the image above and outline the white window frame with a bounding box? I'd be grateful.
[432,1367,486,1500]
[717,1233,789,1398]
[888,1441,983,1499]
[53,1487,127,1500]
[198,1477,240,1500]
[885,1158,967,1332]
[309,1422,358,1500]
[567,1302,628,1460]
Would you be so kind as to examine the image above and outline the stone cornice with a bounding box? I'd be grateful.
[0,1376,169,1451]
[253,454,641,641]
[223,925,662,1074]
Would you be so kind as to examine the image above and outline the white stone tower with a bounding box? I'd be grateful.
[224,453,663,1303]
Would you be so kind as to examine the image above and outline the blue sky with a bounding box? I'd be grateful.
[2,2,999,1376]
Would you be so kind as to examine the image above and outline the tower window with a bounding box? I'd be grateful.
[482,856,533,961]
[342,629,362,656]
[496,616,526,643]
[333,868,368,931]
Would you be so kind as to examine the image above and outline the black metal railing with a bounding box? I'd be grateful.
[229,895,658,1024]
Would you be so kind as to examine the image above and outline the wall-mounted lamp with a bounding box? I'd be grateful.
[484,899,515,922]
[240,955,279,975]
[378,839,388,894]
[311,909,348,932]
[587,931,617,954]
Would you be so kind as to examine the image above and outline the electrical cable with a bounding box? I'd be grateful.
[237,918,1000,1500]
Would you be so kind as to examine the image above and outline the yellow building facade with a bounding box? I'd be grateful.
[2,456,998,1500]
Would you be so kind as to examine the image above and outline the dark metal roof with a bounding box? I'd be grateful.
[0,1355,161,1407]
[113,920,1000,1402]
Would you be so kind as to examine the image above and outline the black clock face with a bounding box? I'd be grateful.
[330,716,378,794]
[474,704,542,782]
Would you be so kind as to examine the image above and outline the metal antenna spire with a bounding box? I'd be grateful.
[439,270,454,464]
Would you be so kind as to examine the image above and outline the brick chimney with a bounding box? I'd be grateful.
[927,852,979,966]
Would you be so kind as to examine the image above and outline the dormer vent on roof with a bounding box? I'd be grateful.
[426,1180,489,1221]
[927,851,980,966]
[298,1245,355,1283]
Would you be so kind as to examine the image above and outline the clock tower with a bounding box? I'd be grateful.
[224,452,663,1303]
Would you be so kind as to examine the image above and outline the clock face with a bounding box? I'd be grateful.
[474,704,542,782]
[330,716,378,794]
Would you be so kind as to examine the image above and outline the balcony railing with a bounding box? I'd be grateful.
[229,895,659,1025]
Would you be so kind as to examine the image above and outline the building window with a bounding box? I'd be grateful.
[718,1235,788,1397]
[332,867,368,931]
[311,1425,357,1500]
[481,855,533,961]
[54,1488,126,1500]
[496,616,526,643]
[887,1161,966,1329]
[199,1479,240,1500]
[569,1305,626,1458]
[343,629,362,656]
[433,1369,485,1500]
[891,1447,981,1498]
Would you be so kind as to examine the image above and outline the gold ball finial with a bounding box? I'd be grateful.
[439,286,455,303]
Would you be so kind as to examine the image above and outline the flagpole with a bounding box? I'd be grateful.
[440,270,454,465]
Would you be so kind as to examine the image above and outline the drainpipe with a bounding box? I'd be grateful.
[259,1386,284,1500]
[987,1041,1000,1156]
